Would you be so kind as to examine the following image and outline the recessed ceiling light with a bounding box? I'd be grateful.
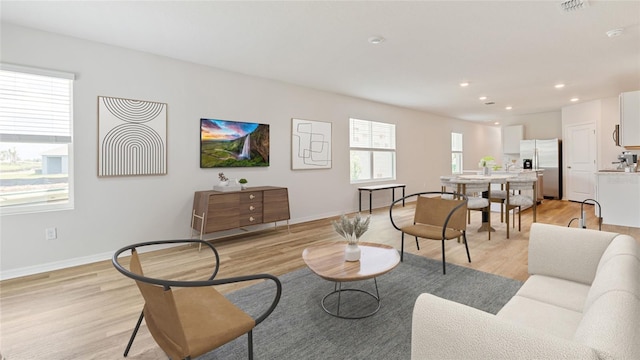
[570,97,579,102]
[459,81,470,87]
[479,96,487,100]
[505,106,513,110]
[606,28,623,38]
[368,36,385,44]
[555,84,565,89]
[494,121,500,125]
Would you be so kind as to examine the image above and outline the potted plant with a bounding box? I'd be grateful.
[238,178,248,190]
[332,213,371,261]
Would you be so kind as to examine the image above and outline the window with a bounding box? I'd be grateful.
[349,118,396,183]
[451,132,463,174]
[0,64,74,214]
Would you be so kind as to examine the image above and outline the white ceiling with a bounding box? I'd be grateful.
[2,1,639,122]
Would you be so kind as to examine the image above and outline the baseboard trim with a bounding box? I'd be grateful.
[0,251,115,281]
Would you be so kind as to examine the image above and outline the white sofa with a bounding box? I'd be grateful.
[411,223,639,359]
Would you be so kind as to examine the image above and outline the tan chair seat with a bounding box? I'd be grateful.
[402,224,464,240]
[174,287,255,357]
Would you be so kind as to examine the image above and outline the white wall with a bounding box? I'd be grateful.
[0,24,498,278]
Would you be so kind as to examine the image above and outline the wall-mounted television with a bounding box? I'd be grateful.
[200,118,270,168]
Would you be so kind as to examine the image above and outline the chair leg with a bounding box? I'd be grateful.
[248,330,253,360]
[415,236,420,250]
[518,206,522,231]
[506,207,510,239]
[485,207,491,241]
[463,233,471,263]
[400,232,405,262]
[124,310,144,357]
[441,239,446,274]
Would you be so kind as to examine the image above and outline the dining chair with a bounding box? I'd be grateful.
[389,191,469,274]
[489,177,508,223]
[439,175,458,199]
[452,178,492,240]
[505,178,537,239]
[112,239,282,360]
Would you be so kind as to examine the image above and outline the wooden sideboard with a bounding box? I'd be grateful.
[192,186,290,236]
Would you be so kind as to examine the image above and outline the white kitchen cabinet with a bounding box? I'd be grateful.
[502,125,523,154]
[595,172,640,227]
[620,90,640,148]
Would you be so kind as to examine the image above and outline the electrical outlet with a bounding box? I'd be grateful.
[45,227,57,240]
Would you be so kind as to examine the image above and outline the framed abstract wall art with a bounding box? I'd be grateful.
[291,118,332,170]
[98,96,167,177]
[200,118,270,168]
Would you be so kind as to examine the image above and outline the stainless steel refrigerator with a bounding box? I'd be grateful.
[520,139,562,199]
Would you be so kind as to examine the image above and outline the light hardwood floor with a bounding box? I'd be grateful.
[1,200,638,359]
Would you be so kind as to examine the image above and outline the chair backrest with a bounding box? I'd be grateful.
[414,195,467,231]
[507,177,536,193]
[130,249,190,359]
[439,175,457,192]
[452,179,490,196]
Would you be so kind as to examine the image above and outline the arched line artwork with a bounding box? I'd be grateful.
[291,118,331,170]
[98,96,167,176]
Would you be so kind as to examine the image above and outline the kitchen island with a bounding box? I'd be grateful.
[595,171,640,227]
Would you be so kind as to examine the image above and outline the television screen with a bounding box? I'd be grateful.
[200,118,270,168]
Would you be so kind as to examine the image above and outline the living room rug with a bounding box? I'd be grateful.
[198,252,523,360]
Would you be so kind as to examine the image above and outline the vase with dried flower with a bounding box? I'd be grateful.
[332,213,371,261]
[218,172,229,186]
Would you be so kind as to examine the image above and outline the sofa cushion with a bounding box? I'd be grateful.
[574,291,640,359]
[596,235,639,273]
[584,252,640,311]
[515,274,591,313]
[497,295,583,340]
[528,224,617,285]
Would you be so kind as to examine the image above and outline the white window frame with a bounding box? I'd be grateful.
[349,118,396,184]
[0,63,75,215]
[451,132,463,174]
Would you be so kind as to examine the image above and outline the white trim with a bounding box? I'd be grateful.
[0,62,75,80]
[0,250,114,281]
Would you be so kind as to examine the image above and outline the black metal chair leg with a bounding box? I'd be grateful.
[441,239,446,274]
[414,236,420,250]
[400,232,405,262]
[463,234,471,263]
[248,330,254,360]
[124,310,144,357]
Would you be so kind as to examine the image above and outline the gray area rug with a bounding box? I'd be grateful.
[198,252,523,360]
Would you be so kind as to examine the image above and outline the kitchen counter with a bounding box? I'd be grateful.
[596,170,640,175]
[595,172,640,227]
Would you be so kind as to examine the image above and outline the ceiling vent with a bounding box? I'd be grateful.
[484,101,495,105]
[559,0,589,13]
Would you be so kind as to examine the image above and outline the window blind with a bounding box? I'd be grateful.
[0,64,74,144]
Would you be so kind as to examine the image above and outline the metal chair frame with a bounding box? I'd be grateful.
[112,239,282,360]
[389,191,469,274]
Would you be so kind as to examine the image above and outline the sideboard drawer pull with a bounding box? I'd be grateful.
[249,194,255,200]
[249,216,255,222]
[249,205,255,211]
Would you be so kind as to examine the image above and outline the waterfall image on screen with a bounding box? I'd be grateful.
[200,118,270,168]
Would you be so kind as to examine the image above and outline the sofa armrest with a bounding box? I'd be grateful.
[412,293,604,360]
[528,223,618,285]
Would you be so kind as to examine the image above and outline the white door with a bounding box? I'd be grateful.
[565,123,596,202]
